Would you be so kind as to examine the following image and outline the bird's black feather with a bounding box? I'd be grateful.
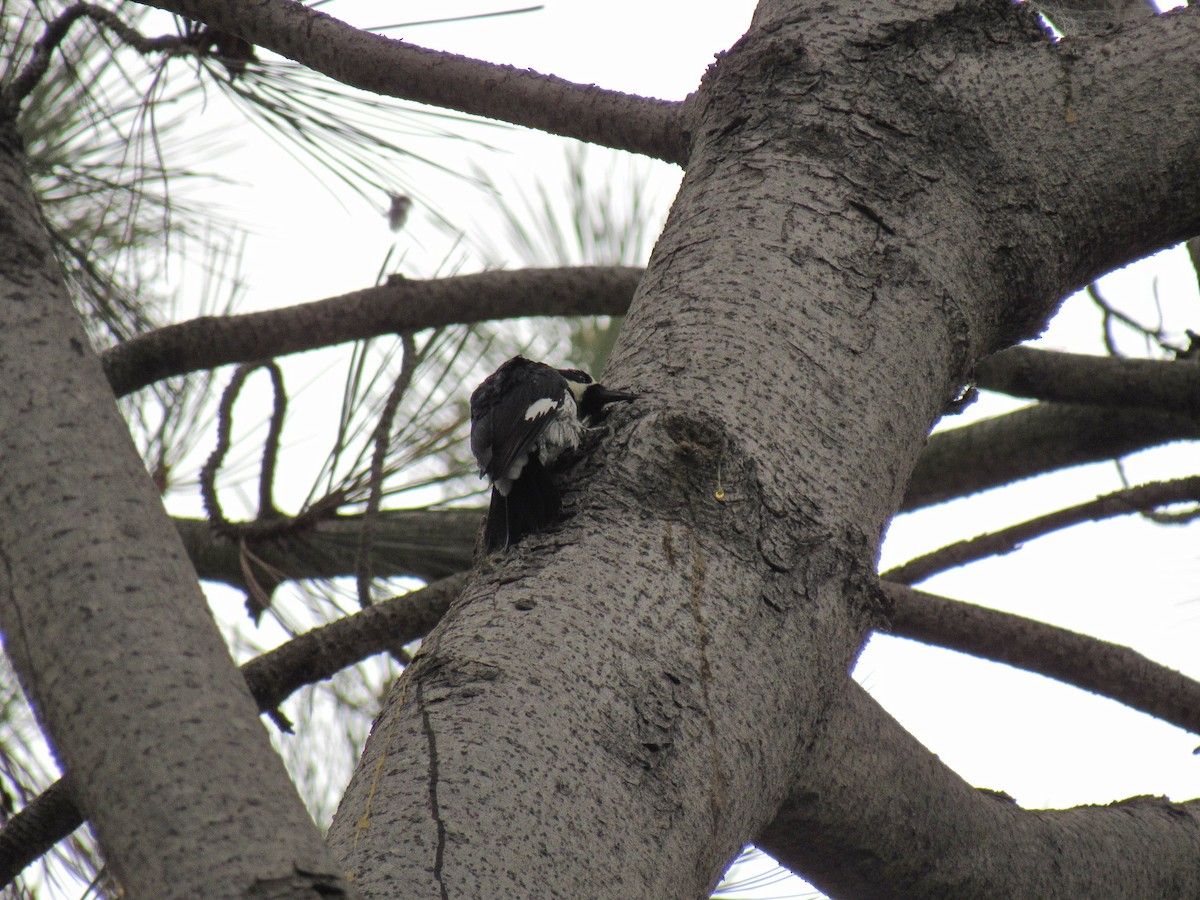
[470,358,567,488]
[470,356,636,552]
[483,456,560,551]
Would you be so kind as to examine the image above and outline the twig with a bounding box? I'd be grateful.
[1087,282,1167,356]
[199,363,265,535]
[200,362,346,557]
[257,362,287,518]
[355,333,418,608]
[6,3,191,110]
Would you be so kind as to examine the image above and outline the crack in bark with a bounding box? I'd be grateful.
[687,529,724,835]
[416,679,449,900]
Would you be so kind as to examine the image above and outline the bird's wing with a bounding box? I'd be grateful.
[471,361,565,482]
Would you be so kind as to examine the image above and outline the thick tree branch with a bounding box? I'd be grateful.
[174,510,478,589]
[882,581,1200,735]
[758,680,1200,899]
[1010,10,1200,309]
[0,572,466,889]
[241,572,465,712]
[0,122,345,895]
[136,0,687,162]
[977,346,1200,414]
[901,403,1200,512]
[103,266,641,396]
[886,476,1200,584]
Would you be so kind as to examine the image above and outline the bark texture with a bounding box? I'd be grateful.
[325,0,1200,896]
[0,122,348,897]
[8,0,1200,894]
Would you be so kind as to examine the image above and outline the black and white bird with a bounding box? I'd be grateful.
[470,356,637,552]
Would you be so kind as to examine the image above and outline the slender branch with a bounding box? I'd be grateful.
[198,362,290,560]
[0,572,466,889]
[102,266,642,397]
[882,581,1200,735]
[976,346,1200,415]
[1086,282,1165,354]
[901,402,1200,512]
[138,0,687,162]
[886,476,1200,585]
[257,363,288,517]
[356,333,418,607]
[5,3,190,110]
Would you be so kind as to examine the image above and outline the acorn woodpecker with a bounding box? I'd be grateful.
[470,356,636,552]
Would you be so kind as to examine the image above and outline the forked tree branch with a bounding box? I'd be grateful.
[0,572,467,889]
[138,0,688,163]
[883,581,1200,734]
[102,266,642,397]
[886,476,1200,584]
[759,679,1200,898]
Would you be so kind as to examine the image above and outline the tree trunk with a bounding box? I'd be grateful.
[8,0,1200,892]
[0,120,349,897]
[325,0,1200,895]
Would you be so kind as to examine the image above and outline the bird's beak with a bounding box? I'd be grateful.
[591,387,638,404]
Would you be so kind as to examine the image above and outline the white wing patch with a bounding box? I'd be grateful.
[524,397,559,420]
[534,392,586,467]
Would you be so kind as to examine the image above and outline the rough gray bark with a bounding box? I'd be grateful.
[0,122,349,897]
[321,0,1200,896]
[758,680,1200,899]
[6,0,1200,895]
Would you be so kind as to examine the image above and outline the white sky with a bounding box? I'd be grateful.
[120,2,1200,897]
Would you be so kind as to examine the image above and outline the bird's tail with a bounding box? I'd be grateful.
[483,456,562,551]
